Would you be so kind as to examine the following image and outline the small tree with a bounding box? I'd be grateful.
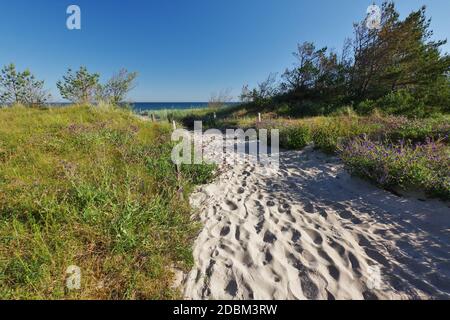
[208,88,233,108]
[57,67,99,104]
[282,42,327,93]
[0,63,50,106]
[239,84,253,103]
[256,73,278,100]
[100,69,137,105]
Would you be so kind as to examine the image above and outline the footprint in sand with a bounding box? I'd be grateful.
[348,251,362,275]
[303,202,317,214]
[278,203,291,213]
[255,219,264,234]
[329,239,346,256]
[305,229,323,245]
[235,226,241,241]
[302,248,318,266]
[337,209,354,220]
[266,200,276,207]
[225,279,238,297]
[284,211,297,223]
[328,265,340,281]
[263,230,277,244]
[264,249,273,265]
[224,199,238,211]
[237,187,245,194]
[291,229,302,242]
[287,254,320,299]
[220,225,231,237]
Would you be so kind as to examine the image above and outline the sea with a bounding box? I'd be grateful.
[47,102,238,112]
[130,102,239,112]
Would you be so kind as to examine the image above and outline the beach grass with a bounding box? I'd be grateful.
[0,104,214,299]
[150,107,213,120]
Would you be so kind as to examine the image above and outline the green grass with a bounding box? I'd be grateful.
[143,107,211,121]
[279,126,311,150]
[340,137,450,200]
[0,104,214,299]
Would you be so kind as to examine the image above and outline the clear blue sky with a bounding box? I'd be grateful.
[0,0,448,102]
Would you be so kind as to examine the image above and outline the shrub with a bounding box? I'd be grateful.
[0,63,50,106]
[365,115,450,144]
[57,67,100,104]
[98,69,138,105]
[311,122,343,153]
[355,100,376,115]
[280,126,311,150]
[386,117,450,144]
[340,137,450,200]
[376,90,426,117]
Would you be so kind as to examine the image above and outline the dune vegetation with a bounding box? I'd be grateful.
[0,105,214,299]
[265,114,449,200]
[171,109,449,201]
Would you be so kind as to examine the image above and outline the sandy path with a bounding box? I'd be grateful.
[183,133,450,300]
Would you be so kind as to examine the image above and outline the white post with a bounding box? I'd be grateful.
[214,112,217,119]
[172,120,177,130]
[258,113,261,123]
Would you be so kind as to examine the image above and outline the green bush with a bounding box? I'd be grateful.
[355,99,376,115]
[280,126,311,150]
[376,90,426,117]
[311,123,343,153]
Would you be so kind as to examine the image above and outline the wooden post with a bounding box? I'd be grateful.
[172,120,177,130]
[258,113,262,123]
[213,112,217,119]
[176,163,184,200]
[151,114,155,122]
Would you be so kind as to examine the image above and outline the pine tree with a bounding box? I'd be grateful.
[57,67,100,104]
[0,63,50,106]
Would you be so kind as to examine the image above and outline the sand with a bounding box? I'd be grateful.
[182,132,450,300]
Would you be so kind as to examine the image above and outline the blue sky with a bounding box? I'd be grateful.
[0,0,448,102]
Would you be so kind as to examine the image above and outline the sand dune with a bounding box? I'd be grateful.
[182,133,450,300]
